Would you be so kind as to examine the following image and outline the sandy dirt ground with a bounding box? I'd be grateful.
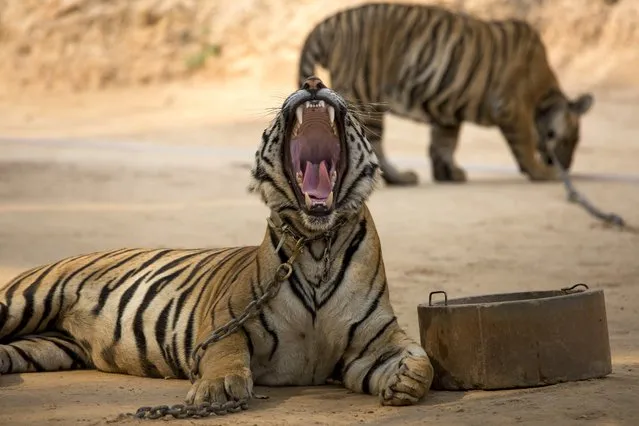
[0,80,638,425]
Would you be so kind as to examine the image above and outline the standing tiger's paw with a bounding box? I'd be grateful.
[185,367,253,405]
[379,352,434,406]
[527,165,560,182]
[431,156,467,183]
[382,169,419,186]
[448,166,467,183]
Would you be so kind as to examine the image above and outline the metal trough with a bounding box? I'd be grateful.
[417,284,612,390]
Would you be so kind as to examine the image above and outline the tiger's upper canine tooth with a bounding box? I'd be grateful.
[304,192,312,210]
[325,191,334,209]
[296,105,304,125]
[327,106,335,124]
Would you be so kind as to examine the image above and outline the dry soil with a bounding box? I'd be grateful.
[0,80,638,425]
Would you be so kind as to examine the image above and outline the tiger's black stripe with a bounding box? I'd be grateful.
[8,262,61,337]
[134,265,192,377]
[267,226,316,316]
[361,346,403,395]
[114,270,153,342]
[91,249,160,315]
[20,334,88,370]
[155,299,181,377]
[341,316,397,379]
[67,248,139,311]
[317,220,367,307]
[10,344,46,372]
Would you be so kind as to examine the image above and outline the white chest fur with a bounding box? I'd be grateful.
[248,270,368,386]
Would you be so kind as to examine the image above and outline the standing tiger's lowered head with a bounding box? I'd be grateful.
[0,77,434,412]
[535,92,594,170]
[298,3,594,185]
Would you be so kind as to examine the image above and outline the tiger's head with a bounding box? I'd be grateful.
[249,77,381,232]
[536,93,594,170]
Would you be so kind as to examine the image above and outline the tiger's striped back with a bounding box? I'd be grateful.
[299,3,554,126]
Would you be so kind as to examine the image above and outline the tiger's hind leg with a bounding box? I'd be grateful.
[0,331,91,374]
[362,105,419,186]
[429,124,467,183]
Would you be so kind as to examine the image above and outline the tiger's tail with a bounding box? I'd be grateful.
[297,19,331,87]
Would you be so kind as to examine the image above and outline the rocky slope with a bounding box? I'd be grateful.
[0,0,636,95]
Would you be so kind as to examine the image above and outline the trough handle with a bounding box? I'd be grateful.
[428,291,448,306]
[561,283,589,293]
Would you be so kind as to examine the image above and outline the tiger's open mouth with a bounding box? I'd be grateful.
[287,99,342,216]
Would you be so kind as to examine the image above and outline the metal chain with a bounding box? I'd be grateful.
[133,400,249,420]
[550,151,627,228]
[188,248,303,382]
[130,231,307,420]
[269,216,341,285]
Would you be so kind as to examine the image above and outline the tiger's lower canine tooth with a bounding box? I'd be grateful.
[326,191,334,209]
[304,192,312,209]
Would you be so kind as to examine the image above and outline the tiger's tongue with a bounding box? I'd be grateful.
[302,160,332,199]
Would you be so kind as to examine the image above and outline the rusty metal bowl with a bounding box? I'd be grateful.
[417,284,612,390]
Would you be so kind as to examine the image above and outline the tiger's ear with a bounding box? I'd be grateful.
[569,93,594,116]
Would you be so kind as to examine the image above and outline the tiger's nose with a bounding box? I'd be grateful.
[302,76,327,93]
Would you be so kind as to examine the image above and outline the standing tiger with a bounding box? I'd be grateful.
[298,2,594,185]
[0,77,433,411]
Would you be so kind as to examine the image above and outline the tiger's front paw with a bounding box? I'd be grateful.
[527,165,560,182]
[380,352,434,406]
[185,367,253,405]
[382,169,419,186]
[432,160,467,183]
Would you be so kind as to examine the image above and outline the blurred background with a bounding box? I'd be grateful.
[0,1,638,425]
[1,0,639,94]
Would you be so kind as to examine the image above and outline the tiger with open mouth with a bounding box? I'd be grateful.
[0,77,434,410]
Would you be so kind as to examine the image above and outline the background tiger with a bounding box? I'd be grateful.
[298,2,594,186]
[0,77,433,409]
